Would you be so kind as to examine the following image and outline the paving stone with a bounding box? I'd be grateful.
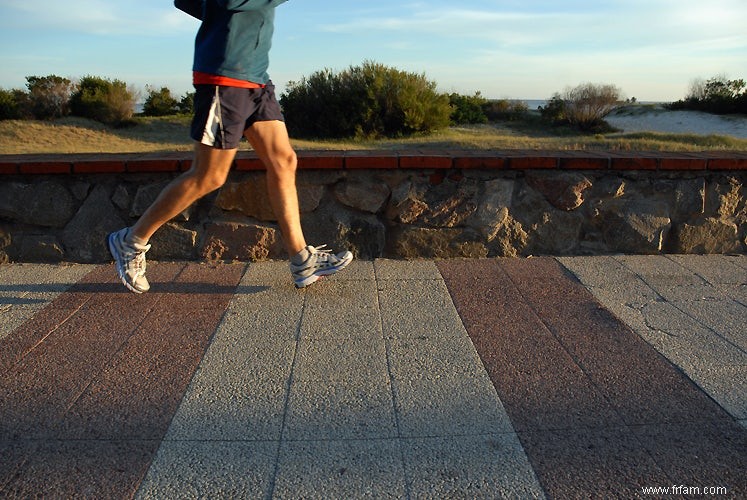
[616,254,708,287]
[284,377,398,441]
[402,434,544,499]
[670,298,747,351]
[631,421,747,496]
[686,365,747,420]
[136,441,277,499]
[300,304,382,340]
[668,254,747,285]
[273,439,406,499]
[373,258,444,280]
[294,337,389,383]
[392,374,513,438]
[386,336,486,380]
[519,428,670,499]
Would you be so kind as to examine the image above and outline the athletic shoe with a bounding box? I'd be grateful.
[107,228,151,294]
[290,244,353,288]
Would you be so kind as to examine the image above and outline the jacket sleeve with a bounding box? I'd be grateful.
[174,0,204,20]
[216,0,288,11]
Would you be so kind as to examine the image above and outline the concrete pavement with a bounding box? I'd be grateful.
[0,255,745,499]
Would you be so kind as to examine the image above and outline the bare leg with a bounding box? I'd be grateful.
[244,120,307,256]
[131,143,237,242]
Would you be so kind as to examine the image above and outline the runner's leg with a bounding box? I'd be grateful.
[130,143,236,242]
[244,120,307,257]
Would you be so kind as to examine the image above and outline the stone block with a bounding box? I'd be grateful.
[216,177,324,221]
[62,185,126,262]
[148,223,198,260]
[526,172,593,211]
[201,219,285,262]
[387,226,488,259]
[334,179,390,213]
[676,218,742,254]
[131,181,190,221]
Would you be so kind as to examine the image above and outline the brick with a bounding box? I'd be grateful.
[234,156,265,171]
[611,157,658,171]
[559,156,609,170]
[399,154,452,169]
[508,156,557,169]
[659,158,707,171]
[453,154,506,169]
[73,160,126,174]
[0,160,18,174]
[344,152,398,169]
[179,158,193,172]
[18,161,71,174]
[707,157,747,170]
[126,159,179,173]
[297,152,344,169]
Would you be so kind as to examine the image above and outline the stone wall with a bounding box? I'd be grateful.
[0,151,745,263]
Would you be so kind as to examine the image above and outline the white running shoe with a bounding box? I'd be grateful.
[107,228,151,294]
[290,244,353,288]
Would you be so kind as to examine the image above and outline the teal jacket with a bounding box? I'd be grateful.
[180,0,289,84]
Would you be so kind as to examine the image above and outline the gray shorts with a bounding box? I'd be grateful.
[190,81,284,149]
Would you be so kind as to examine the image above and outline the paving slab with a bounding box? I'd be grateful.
[1,255,745,498]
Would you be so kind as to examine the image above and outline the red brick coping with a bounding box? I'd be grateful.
[1,150,746,175]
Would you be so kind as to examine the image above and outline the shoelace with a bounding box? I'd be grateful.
[310,244,338,263]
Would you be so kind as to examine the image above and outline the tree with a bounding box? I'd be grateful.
[70,75,136,125]
[142,85,179,116]
[280,61,451,139]
[26,75,76,119]
[449,92,488,125]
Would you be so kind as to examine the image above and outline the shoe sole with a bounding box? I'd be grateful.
[107,233,146,294]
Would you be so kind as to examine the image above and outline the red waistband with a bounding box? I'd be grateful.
[193,71,265,89]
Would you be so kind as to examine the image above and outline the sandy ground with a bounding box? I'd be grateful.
[606,107,747,139]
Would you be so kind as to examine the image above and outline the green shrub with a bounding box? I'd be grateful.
[483,99,529,121]
[449,92,487,124]
[668,76,746,114]
[178,91,195,114]
[0,88,25,120]
[538,93,567,124]
[280,61,451,139]
[142,86,180,116]
[26,75,75,119]
[70,75,136,125]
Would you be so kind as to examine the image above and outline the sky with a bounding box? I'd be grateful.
[0,0,745,103]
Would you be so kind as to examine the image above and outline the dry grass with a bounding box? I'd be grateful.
[1,113,746,155]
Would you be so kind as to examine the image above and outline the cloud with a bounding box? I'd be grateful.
[319,1,747,55]
[0,0,198,36]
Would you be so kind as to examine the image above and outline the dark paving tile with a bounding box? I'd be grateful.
[0,265,108,374]
[0,263,184,440]
[437,259,623,432]
[499,257,731,426]
[0,262,244,497]
[53,263,245,440]
[1,440,157,499]
[632,421,747,497]
[519,427,674,499]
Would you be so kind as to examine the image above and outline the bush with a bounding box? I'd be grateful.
[26,75,75,119]
[280,61,451,139]
[540,83,622,131]
[178,91,195,114]
[449,92,487,125]
[70,75,136,125]
[142,86,180,116]
[0,88,25,120]
[668,75,747,114]
[538,93,567,124]
[483,99,529,121]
